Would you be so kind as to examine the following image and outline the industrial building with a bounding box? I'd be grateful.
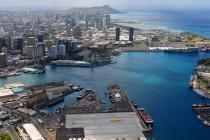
[64,112,147,140]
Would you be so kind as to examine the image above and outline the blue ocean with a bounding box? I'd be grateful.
[1,52,210,140]
[111,10,210,38]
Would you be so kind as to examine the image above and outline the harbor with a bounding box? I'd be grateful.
[1,52,210,140]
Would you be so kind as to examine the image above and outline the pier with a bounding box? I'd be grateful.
[107,85,152,132]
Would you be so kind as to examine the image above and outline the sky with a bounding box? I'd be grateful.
[0,0,209,10]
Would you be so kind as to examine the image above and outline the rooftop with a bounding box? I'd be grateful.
[66,112,146,140]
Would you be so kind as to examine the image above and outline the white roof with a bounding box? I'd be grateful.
[23,123,45,140]
[0,88,14,97]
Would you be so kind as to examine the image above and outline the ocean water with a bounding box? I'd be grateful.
[0,52,210,140]
[111,10,210,38]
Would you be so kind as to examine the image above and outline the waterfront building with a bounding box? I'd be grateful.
[50,45,58,60]
[116,28,121,41]
[58,44,66,59]
[34,42,45,60]
[129,27,134,42]
[0,53,7,68]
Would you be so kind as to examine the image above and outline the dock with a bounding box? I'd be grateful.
[107,85,152,132]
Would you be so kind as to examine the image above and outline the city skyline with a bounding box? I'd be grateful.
[0,0,209,10]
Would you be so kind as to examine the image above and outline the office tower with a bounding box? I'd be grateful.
[1,47,7,54]
[116,28,121,41]
[0,53,7,68]
[66,38,73,53]
[13,37,24,51]
[27,37,36,46]
[129,27,134,42]
[34,42,45,59]
[58,38,66,45]
[58,44,66,59]
[0,37,7,52]
[26,46,35,59]
[50,45,58,60]
[73,26,82,39]
[105,15,111,27]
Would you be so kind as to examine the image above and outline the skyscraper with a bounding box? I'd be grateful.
[0,53,7,68]
[129,27,134,42]
[116,28,121,41]
[13,37,24,51]
[0,37,7,52]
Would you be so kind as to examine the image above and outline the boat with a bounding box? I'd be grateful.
[51,60,93,67]
[164,47,199,53]
[138,108,154,124]
[137,108,154,132]
[47,92,64,106]
[0,72,8,78]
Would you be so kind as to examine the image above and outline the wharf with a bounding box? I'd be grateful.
[65,89,104,114]
[107,85,151,132]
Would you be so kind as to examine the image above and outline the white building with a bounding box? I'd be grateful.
[58,44,66,59]
[22,123,45,140]
[50,45,58,60]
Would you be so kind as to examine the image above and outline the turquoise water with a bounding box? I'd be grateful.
[111,10,210,38]
[0,52,210,140]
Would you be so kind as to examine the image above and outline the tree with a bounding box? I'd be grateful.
[0,132,12,140]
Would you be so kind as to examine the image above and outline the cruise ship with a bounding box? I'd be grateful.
[51,60,93,67]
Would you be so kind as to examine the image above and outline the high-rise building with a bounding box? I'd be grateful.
[105,15,111,27]
[37,34,44,42]
[50,45,58,60]
[73,26,82,39]
[58,44,66,59]
[58,38,66,46]
[27,37,36,46]
[13,37,24,51]
[34,42,45,59]
[0,53,7,68]
[26,46,35,59]
[1,47,7,54]
[66,38,73,53]
[129,27,134,42]
[0,37,7,52]
[116,28,121,41]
